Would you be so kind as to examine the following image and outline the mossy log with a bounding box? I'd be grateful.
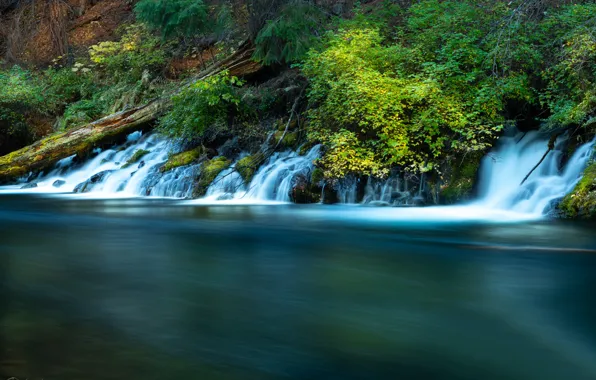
[0,100,167,183]
[0,42,262,183]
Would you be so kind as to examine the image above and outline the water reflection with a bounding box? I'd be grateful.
[1,195,596,379]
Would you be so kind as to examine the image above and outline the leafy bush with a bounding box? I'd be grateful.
[538,4,596,128]
[0,66,46,111]
[89,24,168,82]
[158,71,244,139]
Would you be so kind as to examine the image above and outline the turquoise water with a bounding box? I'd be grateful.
[1,195,596,380]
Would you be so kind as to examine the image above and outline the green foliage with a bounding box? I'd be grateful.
[302,17,519,178]
[0,66,51,138]
[89,24,168,83]
[0,66,46,111]
[158,71,244,139]
[538,4,596,128]
[135,0,210,39]
[44,64,96,106]
[253,1,325,65]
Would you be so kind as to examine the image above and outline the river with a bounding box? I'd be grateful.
[1,194,596,379]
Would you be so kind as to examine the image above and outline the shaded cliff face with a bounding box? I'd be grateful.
[0,0,133,65]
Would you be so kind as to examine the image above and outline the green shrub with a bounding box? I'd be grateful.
[538,4,596,128]
[89,24,168,82]
[301,1,537,179]
[0,66,46,111]
[158,71,244,139]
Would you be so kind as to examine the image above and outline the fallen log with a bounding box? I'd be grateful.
[0,42,263,183]
[0,99,167,183]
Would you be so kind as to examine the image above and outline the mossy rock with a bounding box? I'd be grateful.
[193,157,232,198]
[440,153,483,204]
[273,131,298,149]
[235,154,263,184]
[160,147,203,173]
[558,162,596,218]
[310,167,324,184]
[121,149,150,169]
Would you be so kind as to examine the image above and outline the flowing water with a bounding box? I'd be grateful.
[1,195,596,380]
[475,131,595,215]
[1,131,596,379]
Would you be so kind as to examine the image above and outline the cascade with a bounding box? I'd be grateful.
[5,132,182,196]
[204,145,321,202]
[2,129,594,218]
[474,131,595,215]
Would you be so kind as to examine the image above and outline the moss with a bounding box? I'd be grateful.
[558,161,596,218]
[121,149,150,168]
[310,167,324,184]
[235,154,263,184]
[193,157,232,197]
[273,131,298,149]
[160,147,203,173]
[440,154,483,204]
[276,118,298,131]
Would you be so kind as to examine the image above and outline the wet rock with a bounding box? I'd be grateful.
[121,149,150,169]
[52,180,66,188]
[192,157,232,198]
[290,173,321,204]
[219,137,241,159]
[235,154,262,184]
[138,160,146,169]
[74,170,113,193]
[20,183,38,189]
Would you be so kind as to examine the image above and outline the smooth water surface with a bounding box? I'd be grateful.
[1,195,596,380]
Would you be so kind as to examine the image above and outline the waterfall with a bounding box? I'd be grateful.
[336,176,359,204]
[475,131,595,215]
[3,132,204,198]
[6,132,179,196]
[203,145,321,202]
[361,173,424,206]
[3,128,594,217]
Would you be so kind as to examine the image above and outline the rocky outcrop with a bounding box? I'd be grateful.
[558,162,596,218]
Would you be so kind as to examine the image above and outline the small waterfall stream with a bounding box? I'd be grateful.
[474,131,595,215]
[2,129,594,217]
[204,145,321,202]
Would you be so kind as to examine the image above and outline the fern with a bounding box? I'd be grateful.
[135,0,210,39]
[253,1,324,65]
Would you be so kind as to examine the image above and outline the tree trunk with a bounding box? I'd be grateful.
[0,100,167,183]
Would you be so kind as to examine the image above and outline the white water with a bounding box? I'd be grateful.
[474,131,595,216]
[1,133,173,195]
[202,145,321,202]
[1,130,594,220]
